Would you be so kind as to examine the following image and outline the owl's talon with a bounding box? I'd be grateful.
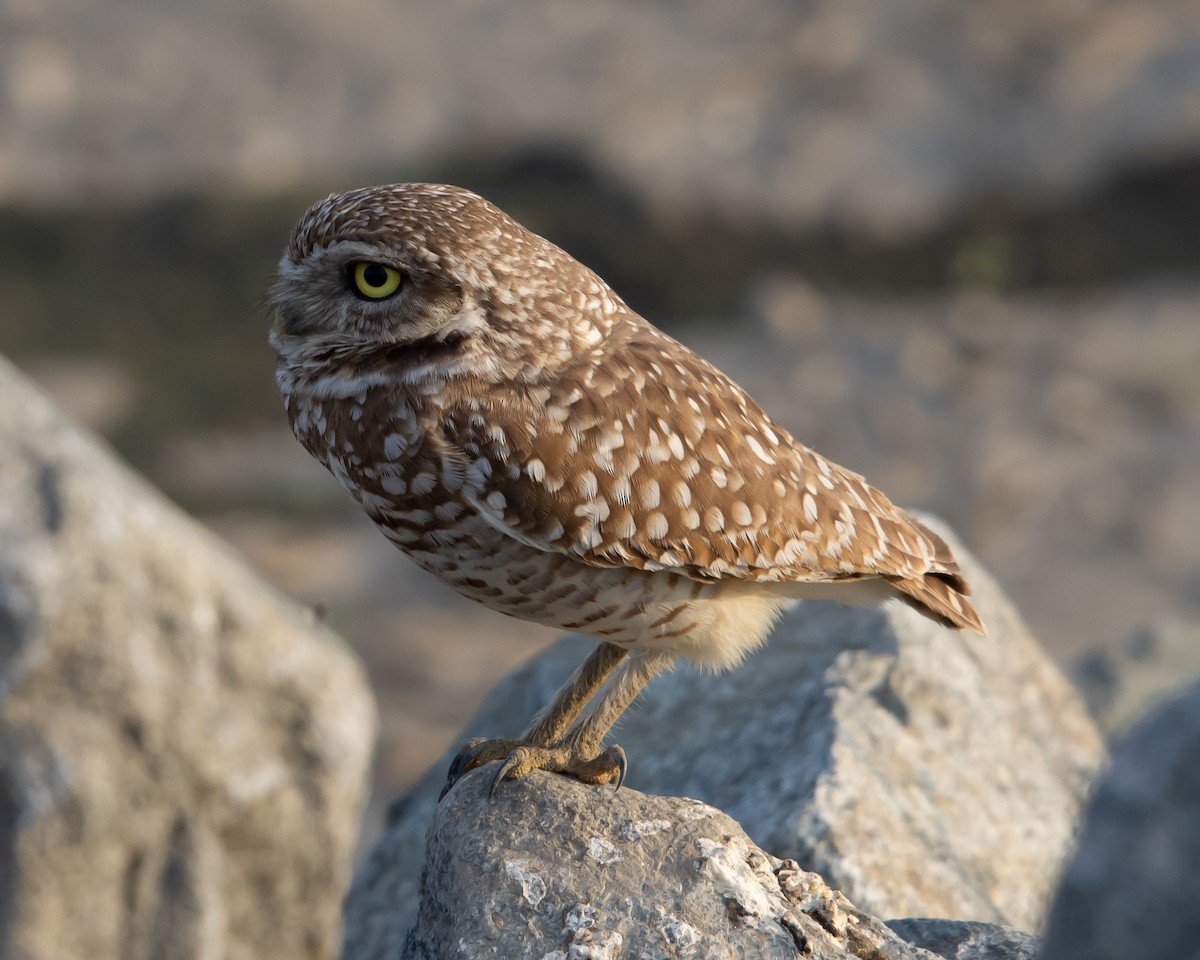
[488,747,531,797]
[610,744,628,791]
[439,741,478,799]
[440,735,522,800]
[445,736,487,782]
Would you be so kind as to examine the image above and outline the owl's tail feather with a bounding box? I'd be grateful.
[887,572,986,635]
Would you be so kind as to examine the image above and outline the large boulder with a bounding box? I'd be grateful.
[403,770,1034,960]
[0,355,377,960]
[1041,677,1200,959]
[344,522,1103,958]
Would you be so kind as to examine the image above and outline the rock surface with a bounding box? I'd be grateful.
[0,356,377,960]
[402,770,1030,960]
[1040,677,1200,960]
[344,522,1103,957]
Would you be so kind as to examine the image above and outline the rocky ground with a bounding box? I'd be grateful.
[400,775,1043,960]
[347,528,1103,956]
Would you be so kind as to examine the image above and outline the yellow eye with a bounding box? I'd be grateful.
[350,261,403,300]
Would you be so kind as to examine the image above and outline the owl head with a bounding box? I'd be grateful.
[268,183,620,396]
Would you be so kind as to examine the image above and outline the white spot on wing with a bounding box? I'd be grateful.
[745,434,776,465]
[802,492,819,524]
[646,512,668,540]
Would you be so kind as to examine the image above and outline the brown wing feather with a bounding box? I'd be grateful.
[890,573,985,634]
[446,318,981,630]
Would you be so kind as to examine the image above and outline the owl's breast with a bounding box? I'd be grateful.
[287,386,431,503]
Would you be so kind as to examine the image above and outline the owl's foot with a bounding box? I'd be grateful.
[439,736,627,800]
[440,736,521,800]
[487,742,627,796]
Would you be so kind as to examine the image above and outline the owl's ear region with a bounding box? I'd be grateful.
[348,261,405,301]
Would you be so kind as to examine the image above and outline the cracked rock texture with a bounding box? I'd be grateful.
[345,523,1102,957]
[403,771,964,960]
[0,357,377,960]
[1041,677,1200,960]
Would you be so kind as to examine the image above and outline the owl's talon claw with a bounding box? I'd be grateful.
[488,747,529,797]
[610,745,628,791]
[440,736,522,801]
[445,736,487,783]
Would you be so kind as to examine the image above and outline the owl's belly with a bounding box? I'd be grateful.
[377,514,790,669]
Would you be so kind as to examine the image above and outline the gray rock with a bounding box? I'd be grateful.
[404,771,946,960]
[886,919,1039,960]
[0,355,377,960]
[1073,616,1200,735]
[344,523,1102,958]
[1041,678,1200,960]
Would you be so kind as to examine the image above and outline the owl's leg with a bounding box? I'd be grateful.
[524,641,628,745]
[560,650,674,758]
[482,651,674,795]
[440,641,627,799]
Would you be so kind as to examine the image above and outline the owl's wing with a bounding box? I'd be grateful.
[447,325,981,631]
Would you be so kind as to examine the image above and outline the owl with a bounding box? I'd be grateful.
[268,183,983,797]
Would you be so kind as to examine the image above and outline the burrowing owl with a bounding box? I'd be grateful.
[269,183,983,797]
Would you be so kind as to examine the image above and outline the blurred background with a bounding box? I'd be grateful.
[2,0,1199,841]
